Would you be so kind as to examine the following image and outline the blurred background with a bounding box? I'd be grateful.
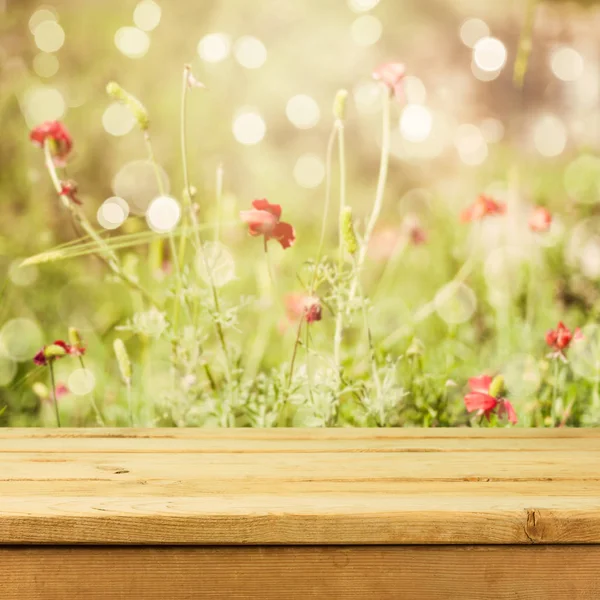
[2,0,600,425]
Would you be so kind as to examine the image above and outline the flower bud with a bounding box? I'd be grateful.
[488,375,504,399]
[68,327,82,348]
[341,206,358,255]
[106,81,149,131]
[333,89,348,121]
[32,382,50,400]
[113,338,132,384]
[44,344,68,360]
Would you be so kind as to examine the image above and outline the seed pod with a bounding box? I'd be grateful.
[489,375,505,399]
[333,89,348,121]
[113,338,132,384]
[32,382,50,400]
[106,81,149,131]
[44,344,68,360]
[68,327,82,348]
[341,206,358,255]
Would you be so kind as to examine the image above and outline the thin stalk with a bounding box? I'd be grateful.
[287,316,304,389]
[144,132,166,271]
[43,142,159,308]
[333,119,348,372]
[347,86,392,306]
[78,355,105,426]
[287,124,337,389]
[513,0,539,90]
[48,361,61,427]
[551,358,560,426]
[215,162,224,242]
[179,67,231,379]
[126,380,133,427]
[264,237,277,294]
[354,258,382,402]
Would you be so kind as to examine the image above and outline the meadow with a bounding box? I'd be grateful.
[1,0,600,428]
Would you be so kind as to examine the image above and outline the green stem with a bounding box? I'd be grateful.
[126,381,133,426]
[48,360,61,427]
[215,163,224,242]
[144,132,166,272]
[78,355,105,426]
[178,66,231,379]
[347,85,392,309]
[43,142,160,308]
[513,0,539,90]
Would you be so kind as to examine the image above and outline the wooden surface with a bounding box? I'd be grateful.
[1,428,600,545]
[2,545,599,599]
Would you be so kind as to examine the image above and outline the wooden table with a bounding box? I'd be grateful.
[1,428,600,599]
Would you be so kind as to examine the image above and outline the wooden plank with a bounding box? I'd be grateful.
[1,427,600,439]
[4,435,600,452]
[0,450,599,481]
[3,545,600,599]
[1,430,600,545]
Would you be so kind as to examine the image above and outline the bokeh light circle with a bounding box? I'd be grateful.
[8,259,38,287]
[28,8,58,34]
[459,18,489,48]
[0,358,17,386]
[0,318,43,362]
[434,282,477,325]
[97,197,130,230]
[286,94,320,129]
[112,160,171,215]
[233,36,267,69]
[133,0,162,32]
[33,52,59,78]
[68,368,96,396]
[146,195,181,233]
[33,21,65,53]
[550,46,584,82]
[22,86,65,127]
[114,27,150,59]
[348,0,380,12]
[197,33,231,63]
[533,114,566,157]
[102,102,136,136]
[350,15,382,46]
[400,104,432,142]
[473,37,507,72]
[293,153,325,188]
[232,110,266,144]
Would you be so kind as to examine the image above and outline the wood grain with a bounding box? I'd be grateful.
[3,545,600,600]
[2,429,600,544]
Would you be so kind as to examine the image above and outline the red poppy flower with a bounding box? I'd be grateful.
[528,206,552,233]
[372,62,406,98]
[545,322,582,354]
[240,199,296,249]
[33,340,72,366]
[55,383,70,400]
[460,194,506,222]
[30,121,73,166]
[464,375,518,425]
[59,180,82,205]
[402,215,427,246]
[285,294,322,324]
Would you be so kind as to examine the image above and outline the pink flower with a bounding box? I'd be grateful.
[545,322,582,355]
[55,383,70,400]
[33,340,72,366]
[285,294,322,324]
[240,199,296,249]
[59,180,82,205]
[30,121,73,166]
[464,375,518,425]
[529,206,552,233]
[372,62,406,98]
[401,215,427,246]
[367,227,403,261]
[33,339,83,366]
[460,194,506,223]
